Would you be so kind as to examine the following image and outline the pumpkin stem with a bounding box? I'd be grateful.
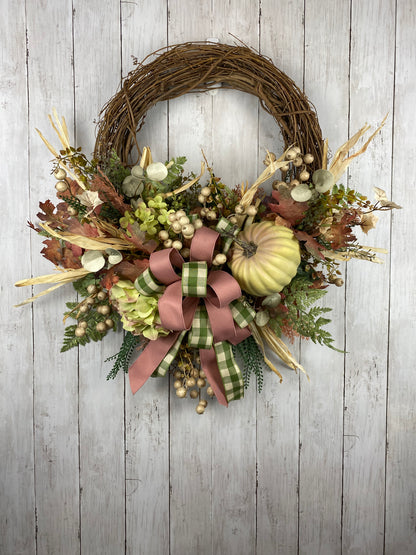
[238,239,257,258]
[220,228,257,257]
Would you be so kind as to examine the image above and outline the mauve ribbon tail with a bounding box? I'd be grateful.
[129,332,180,394]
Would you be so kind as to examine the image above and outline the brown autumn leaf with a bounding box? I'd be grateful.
[62,247,82,269]
[67,219,100,238]
[268,190,308,226]
[100,259,150,291]
[41,238,62,265]
[40,237,82,269]
[294,230,325,260]
[57,179,83,200]
[37,200,57,222]
[89,173,130,215]
[359,212,378,234]
[113,259,150,282]
[125,224,158,254]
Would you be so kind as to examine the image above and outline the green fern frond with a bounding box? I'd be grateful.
[105,332,146,380]
[272,276,343,352]
[234,335,265,393]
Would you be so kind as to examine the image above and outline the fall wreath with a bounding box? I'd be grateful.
[16,42,400,414]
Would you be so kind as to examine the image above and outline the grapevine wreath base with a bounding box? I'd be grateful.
[16,42,400,414]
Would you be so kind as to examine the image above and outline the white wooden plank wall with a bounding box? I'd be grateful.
[1,1,415,554]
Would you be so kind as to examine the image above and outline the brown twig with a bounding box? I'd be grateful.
[94,42,324,171]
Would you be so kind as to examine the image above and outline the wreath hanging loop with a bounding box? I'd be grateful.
[94,42,324,170]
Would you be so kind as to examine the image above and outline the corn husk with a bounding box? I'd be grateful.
[165,162,205,197]
[322,138,329,169]
[249,323,283,381]
[139,146,153,168]
[36,108,86,190]
[240,153,289,208]
[39,222,134,251]
[14,267,91,307]
[249,322,308,381]
[328,115,387,182]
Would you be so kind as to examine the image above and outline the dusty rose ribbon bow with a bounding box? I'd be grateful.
[128,226,252,406]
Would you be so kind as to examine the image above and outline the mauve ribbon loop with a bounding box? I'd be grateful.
[158,280,199,331]
[190,226,219,263]
[128,225,252,404]
[206,270,241,308]
[150,248,184,284]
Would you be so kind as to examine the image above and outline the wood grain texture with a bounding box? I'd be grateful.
[0,1,35,553]
[211,5,259,555]
[25,1,80,553]
[1,1,415,554]
[342,1,395,552]
[167,4,215,554]
[256,1,304,552]
[121,2,170,555]
[299,1,350,553]
[72,1,126,553]
[385,1,416,553]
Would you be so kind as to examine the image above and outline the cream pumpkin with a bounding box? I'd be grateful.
[229,221,300,296]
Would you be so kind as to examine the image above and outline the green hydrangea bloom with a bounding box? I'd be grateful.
[109,279,169,340]
[147,194,167,210]
[134,202,158,235]
[120,211,135,229]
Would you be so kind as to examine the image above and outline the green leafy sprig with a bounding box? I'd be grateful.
[100,149,130,191]
[61,275,118,352]
[105,332,146,380]
[61,302,115,352]
[271,276,343,352]
[233,335,265,392]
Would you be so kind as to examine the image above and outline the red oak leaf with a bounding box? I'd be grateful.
[294,230,325,259]
[67,219,99,237]
[125,224,158,254]
[41,238,62,265]
[99,259,150,291]
[268,190,308,226]
[62,247,82,269]
[37,200,56,222]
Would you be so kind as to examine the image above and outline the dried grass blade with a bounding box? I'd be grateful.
[39,223,134,251]
[15,267,90,288]
[166,162,205,196]
[14,283,66,307]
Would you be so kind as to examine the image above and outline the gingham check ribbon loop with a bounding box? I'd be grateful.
[128,226,255,405]
[181,261,208,297]
[215,217,240,254]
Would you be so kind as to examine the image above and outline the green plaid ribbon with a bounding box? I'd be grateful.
[214,341,244,402]
[134,268,164,295]
[181,261,208,297]
[188,306,213,348]
[153,330,187,377]
[136,249,256,403]
[230,299,256,328]
[216,217,240,254]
